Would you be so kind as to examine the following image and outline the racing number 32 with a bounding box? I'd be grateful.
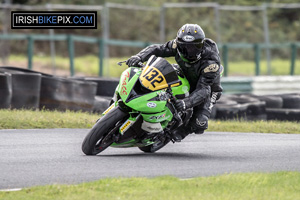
[143,68,164,88]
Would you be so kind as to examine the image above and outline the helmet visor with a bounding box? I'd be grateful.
[177,41,203,62]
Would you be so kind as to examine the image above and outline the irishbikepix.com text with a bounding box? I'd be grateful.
[11,11,97,29]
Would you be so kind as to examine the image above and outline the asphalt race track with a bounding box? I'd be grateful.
[1,129,300,190]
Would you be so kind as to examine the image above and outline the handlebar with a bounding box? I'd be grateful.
[117,61,126,66]
[117,60,145,68]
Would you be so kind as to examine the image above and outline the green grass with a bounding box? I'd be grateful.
[208,120,300,134]
[1,172,299,200]
[0,109,98,129]
[228,59,300,76]
[0,109,299,133]
[5,54,300,77]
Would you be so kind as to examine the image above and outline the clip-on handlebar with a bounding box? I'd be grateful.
[117,61,145,68]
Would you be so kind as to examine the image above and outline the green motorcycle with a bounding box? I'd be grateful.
[82,55,193,155]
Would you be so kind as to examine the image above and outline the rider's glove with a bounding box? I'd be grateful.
[175,98,192,112]
[126,55,142,67]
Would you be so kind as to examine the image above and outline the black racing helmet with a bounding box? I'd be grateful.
[176,24,205,63]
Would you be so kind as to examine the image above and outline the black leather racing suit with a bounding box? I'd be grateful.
[136,38,223,134]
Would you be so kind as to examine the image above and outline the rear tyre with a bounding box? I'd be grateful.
[139,138,171,153]
[82,106,128,155]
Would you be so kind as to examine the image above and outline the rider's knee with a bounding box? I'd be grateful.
[191,114,209,134]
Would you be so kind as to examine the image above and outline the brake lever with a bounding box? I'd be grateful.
[118,61,145,68]
[117,61,127,66]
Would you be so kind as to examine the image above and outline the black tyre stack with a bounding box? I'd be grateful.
[11,73,42,109]
[39,76,97,112]
[0,67,99,112]
[214,95,266,120]
[0,68,42,110]
[0,72,12,109]
[213,93,300,121]
[266,94,300,121]
[72,77,119,113]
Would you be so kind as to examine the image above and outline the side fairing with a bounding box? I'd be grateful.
[126,92,167,113]
[171,75,190,98]
[117,67,140,102]
[141,109,173,123]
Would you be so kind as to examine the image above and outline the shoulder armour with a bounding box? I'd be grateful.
[204,38,219,54]
[204,38,216,45]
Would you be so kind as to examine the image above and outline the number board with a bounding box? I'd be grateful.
[140,66,168,91]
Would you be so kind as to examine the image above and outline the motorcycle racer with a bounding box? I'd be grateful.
[126,24,223,141]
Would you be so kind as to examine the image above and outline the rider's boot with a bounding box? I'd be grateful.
[171,126,190,142]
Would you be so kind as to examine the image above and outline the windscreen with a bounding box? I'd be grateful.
[139,56,180,91]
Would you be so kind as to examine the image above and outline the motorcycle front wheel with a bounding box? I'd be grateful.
[82,106,128,155]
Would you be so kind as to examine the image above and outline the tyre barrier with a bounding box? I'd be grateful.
[280,94,300,109]
[244,101,266,120]
[70,77,117,113]
[248,95,283,109]
[215,103,248,120]
[84,77,118,97]
[40,76,97,112]
[214,93,300,121]
[214,96,242,120]
[230,95,267,120]
[92,96,111,113]
[210,95,237,119]
[0,72,12,109]
[0,67,98,112]
[11,73,41,109]
[0,66,53,77]
[266,108,300,121]
[215,95,266,120]
[0,68,42,109]
[72,80,98,112]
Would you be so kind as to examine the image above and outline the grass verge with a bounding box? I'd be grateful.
[208,119,300,134]
[0,109,98,129]
[0,109,299,133]
[1,172,299,200]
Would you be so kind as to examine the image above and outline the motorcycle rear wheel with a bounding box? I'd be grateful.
[82,106,128,155]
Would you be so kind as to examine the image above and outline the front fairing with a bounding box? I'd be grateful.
[117,67,165,113]
[117,66,190,112]
[139,56,181,91]
[117,67,141,102]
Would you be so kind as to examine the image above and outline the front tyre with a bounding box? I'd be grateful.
[82,106,128,155]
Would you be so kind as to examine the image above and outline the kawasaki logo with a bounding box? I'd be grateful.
[183,35,195,42]
[147,102,157,108]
